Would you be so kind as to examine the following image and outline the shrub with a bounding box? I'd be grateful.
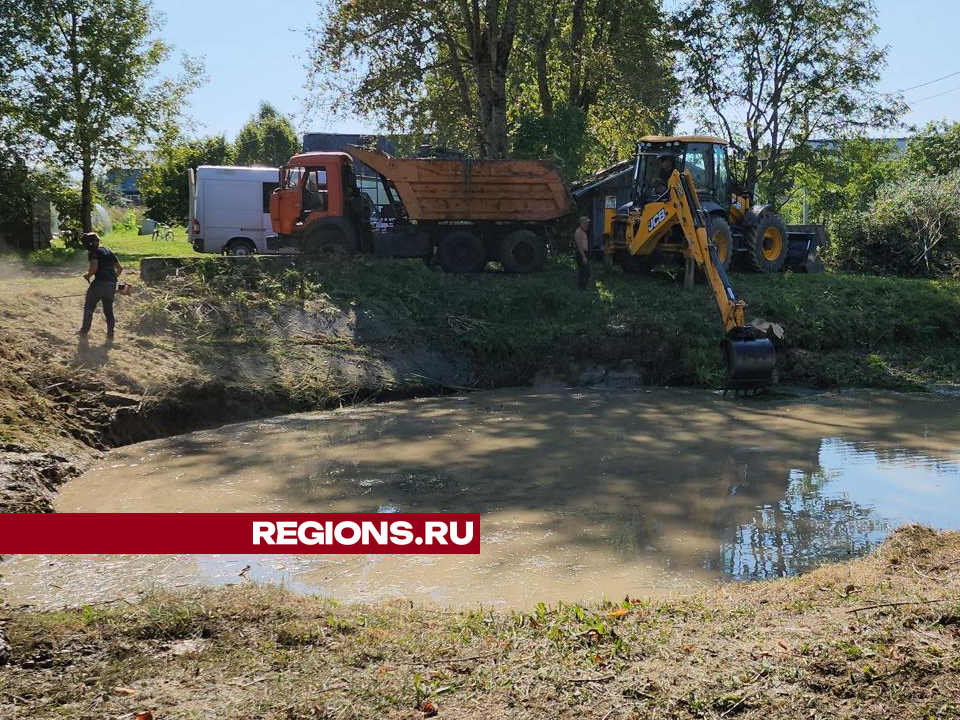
[826,170,960,276]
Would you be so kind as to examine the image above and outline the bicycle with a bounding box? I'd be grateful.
[151,222,174,241]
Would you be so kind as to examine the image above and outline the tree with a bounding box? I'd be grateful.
[140,135,234,223]
[234,102,300,167]
[777,137,899,225]
[306,0,677,166]
[510,0,678,173]
[904,121,960,177]
[675,0,904,204]
[8,0,201,233]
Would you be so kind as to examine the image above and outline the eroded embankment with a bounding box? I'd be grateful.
[1,526,958,718]
[3,254,960,511]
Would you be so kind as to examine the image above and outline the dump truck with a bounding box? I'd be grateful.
[268,147,573,273]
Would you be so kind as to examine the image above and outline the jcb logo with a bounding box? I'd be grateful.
[648,208,666,232]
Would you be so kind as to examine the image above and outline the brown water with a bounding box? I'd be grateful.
[3,388,960,609]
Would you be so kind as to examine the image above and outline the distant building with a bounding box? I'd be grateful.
[807,137,909,154]
[104,168,145,203]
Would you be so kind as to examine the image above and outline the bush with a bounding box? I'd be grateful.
[826,170,960,276]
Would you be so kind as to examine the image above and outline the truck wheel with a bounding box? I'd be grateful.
[437,230,486,273]
[743,212,789,272]
[305,227,354,254]
[708,216,733,269]
[500,230,546,273]
[225,239,256,256]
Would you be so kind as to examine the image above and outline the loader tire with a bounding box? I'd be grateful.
[708,216,733,269]
[743,212,789,273]
[500,230,546,273]
[437,230,486,273]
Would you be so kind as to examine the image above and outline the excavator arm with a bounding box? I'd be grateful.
[614,168,777,391]
[670,169,777,390]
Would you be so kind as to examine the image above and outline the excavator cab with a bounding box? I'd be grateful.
[632,136,731,211]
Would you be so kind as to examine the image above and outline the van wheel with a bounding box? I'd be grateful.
[437,230,486,273]
[500,230,546,273]
[225,239,256,256]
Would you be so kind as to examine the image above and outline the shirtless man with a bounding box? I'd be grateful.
[574,216,590,291]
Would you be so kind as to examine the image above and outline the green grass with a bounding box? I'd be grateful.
[26,227,199,268]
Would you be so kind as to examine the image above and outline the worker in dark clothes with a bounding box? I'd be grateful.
[652,154,676,197]
[79,232,123,340]
[574,216,590,291]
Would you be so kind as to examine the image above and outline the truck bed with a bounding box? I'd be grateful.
[350,147,573,223]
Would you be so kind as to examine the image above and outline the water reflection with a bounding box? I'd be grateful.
[721,438,959,579]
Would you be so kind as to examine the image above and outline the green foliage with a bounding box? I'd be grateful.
[778,138,900,225]
[234,102,300,167]
[4,0,202,232]
[511,104,588,175]
[140,135,234,223]
[826,171,960,277]
[675,0,904,203]
[904,121,960,177]
[0,151,32,248]
[308,0,677,168]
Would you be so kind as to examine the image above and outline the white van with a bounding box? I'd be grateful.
[188,166,280,255]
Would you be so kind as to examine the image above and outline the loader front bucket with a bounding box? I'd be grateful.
[722,332,776,391]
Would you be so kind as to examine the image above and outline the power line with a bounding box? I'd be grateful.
[898,69,960,93]
[909,83,960,104]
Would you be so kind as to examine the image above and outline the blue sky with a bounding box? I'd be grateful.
[156,0,960,143]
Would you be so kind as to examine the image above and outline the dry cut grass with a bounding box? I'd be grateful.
[1,526,959,719]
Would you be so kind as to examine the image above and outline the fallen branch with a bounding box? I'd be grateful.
[566,674,615,684]
[846,597,959,613]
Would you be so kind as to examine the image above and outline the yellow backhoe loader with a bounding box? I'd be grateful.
[605,165,778,390]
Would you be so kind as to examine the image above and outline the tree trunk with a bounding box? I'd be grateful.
[534,38,553,116]
[484,77,509,158]
[80,153,93,233]
[744,151,760,200]
[567,0,587,106]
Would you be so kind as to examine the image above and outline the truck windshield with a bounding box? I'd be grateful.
[284,167,304,190]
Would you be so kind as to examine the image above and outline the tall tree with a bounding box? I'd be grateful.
[306,0,677,166]
[9,0,201,233]
[234,102,301,167]
[675,0,904,203]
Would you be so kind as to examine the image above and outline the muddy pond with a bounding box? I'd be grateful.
[3,388,960,609]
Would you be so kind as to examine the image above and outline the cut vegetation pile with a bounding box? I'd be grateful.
[1,526,958,718]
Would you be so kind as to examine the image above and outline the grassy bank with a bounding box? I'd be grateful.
[2,243,960,510]
[137,252,960,390]
[1,526,958,718]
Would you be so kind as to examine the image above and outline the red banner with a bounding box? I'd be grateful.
[0,513,480,554]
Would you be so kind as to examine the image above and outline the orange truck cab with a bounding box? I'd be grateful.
[268,152,374,253]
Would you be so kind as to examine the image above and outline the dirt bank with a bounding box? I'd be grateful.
[1,525,958,718]
[3,253,960,511]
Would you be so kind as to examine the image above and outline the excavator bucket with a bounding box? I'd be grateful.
[722,332,777,391]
